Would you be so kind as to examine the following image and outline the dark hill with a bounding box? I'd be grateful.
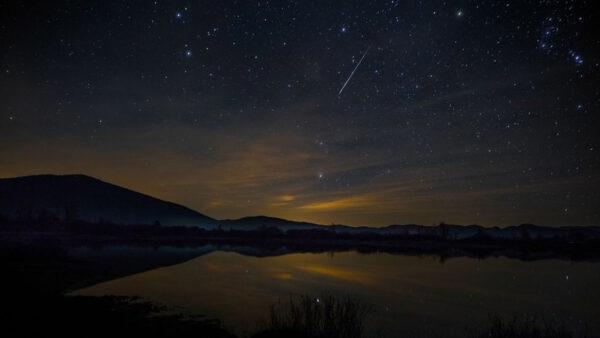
[0,174,216,228]
[218,215,325,230]
[2,174,598,242]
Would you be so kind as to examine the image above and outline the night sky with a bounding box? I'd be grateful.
[1,1,598,227]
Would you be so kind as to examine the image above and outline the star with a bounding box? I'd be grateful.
[1,0,597,230]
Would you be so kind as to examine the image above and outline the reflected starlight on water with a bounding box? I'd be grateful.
[72,248,600,337]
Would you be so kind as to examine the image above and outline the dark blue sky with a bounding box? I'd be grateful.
[1,0,598,226]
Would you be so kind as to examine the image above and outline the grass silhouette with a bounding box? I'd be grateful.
[254,292,371,338]
[470,315,588,338]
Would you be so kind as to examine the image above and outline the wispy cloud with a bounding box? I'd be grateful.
[298,195,377,211]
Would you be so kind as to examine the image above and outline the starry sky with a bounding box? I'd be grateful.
[1,1,598,227]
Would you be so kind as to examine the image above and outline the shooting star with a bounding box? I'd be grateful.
[338,45,371,97]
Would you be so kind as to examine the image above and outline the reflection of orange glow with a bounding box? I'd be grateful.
[298,195,375,211]
[275,273,293,280]
[209,201,224,207]
[297,265,371,284]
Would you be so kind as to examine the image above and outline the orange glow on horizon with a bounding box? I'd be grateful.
[298,195,376,211]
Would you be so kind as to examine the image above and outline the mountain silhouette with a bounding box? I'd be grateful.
[0,174,216,228]
[219,216,325,230]
[1,174,598,241]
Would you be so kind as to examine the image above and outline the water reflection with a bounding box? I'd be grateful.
[71,250,600,337]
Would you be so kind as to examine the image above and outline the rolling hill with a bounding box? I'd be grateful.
[1,174,598,242]
[0,174,217,228]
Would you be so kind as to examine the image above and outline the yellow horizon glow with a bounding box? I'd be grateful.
[298,195,376,211]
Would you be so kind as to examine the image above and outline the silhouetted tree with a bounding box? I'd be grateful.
[520,227,531,241]
[63,201,78,223]
[438,222,449,240]
[16,200,34,222]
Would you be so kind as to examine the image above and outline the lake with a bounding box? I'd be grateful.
[70,245,600,337]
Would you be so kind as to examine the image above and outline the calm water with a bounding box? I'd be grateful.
[71,247,600,337]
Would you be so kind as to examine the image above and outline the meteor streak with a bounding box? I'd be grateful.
[338,46,371,97]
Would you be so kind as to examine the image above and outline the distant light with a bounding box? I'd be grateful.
[185,50,192,57]
[456,10,463,17]
[175,12,182,19]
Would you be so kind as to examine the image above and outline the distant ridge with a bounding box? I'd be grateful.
[1,174,598,241]
[218,217,599,241]
[219,215,325,230]
[0,174,216,228]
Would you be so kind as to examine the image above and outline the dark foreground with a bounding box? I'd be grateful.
[4,293,592,338]
[0,234,595,338]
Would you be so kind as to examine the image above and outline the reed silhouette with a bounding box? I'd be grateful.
[471,315,589,338]
[254,293,371,338]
